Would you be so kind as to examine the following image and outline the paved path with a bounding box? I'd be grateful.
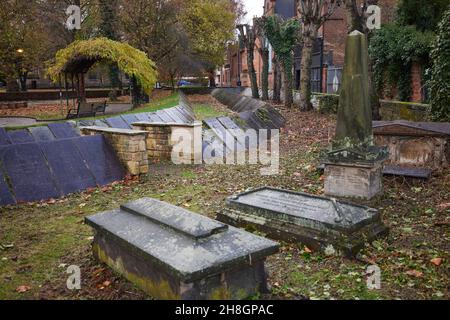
[0,117,40,127]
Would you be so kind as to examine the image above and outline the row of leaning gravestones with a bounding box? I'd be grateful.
[84,31,397,300]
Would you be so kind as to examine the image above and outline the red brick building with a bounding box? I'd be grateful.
[217,0,426,103]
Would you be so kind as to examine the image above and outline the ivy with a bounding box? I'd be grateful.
[428,6,450,121]
[47,38,158,94]
[263,15,300,106]
[369,24,434,101]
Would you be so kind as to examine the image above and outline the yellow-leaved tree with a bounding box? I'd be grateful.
[181,0,237,86]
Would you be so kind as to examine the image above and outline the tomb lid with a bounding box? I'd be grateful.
[226,187,380,233]
[121,198,228,240]
[86,198,279,282]
[373,120,450,136]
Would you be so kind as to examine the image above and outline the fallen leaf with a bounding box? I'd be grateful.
[79,203,87,208]
[103,280,111,287]
[16,285,31,293]
[405,270,423,278]
[304,246,313,253]
[430,258,442,266]
[437,202,450,210]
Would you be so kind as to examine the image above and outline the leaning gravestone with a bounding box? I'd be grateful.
[218,187,388,256]
[322,30,388,199]
[0,170,16,206]
[29,126,56,142]
[39,139,97,194]
[0,143,61,202]
[72,135,126,186]
[86,197,279,300]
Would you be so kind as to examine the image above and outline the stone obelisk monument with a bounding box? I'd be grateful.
[323,30,388,199]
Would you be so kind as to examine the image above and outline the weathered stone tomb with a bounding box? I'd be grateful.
[218,187,388,257]
[86,197,279,300]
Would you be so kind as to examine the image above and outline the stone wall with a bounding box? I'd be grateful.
[0,101,28,110]
[132,122,203,163]
[81,127,149,175]
[310,93,429,121]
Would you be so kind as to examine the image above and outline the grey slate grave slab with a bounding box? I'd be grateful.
[8,129,35,144]
[147,113,164,122]
[120,114,139,127]
[73,135,126,186]
[39,139,97,195]
[170,107,190,123]
[86,197,279,299]
[175,106,195,122]
[218,187,388,256]
[0,143,61,203]
[48,122,79,139]
[157,109,178,123]
[0,128,12,146]
[0,170,16,206]
[215,117,246,152]
[78,120,95,127]
[134,113,152,122]
[93,119,108,127]
[383,165,432,179]
[105,116,131,129]
[28,126,55,142]
[164,107,186,123]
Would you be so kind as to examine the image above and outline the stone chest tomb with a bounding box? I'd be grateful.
[86,198,279,300]
[218,187,388,256]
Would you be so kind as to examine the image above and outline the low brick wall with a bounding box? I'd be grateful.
[0,89,123,102]
[133,122,202,163]
[0,101,28,110]
[80,127,149,175]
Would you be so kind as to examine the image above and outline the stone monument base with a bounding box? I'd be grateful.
[324,160,384,200]
[218,187,388,257]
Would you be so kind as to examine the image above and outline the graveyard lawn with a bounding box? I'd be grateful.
[0,99,449,300]
[0,89,174,123]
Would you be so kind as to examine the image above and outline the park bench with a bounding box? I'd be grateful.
[66,100,107,119]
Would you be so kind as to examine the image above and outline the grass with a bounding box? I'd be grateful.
[3,92,180,131]
[191,104,228,121]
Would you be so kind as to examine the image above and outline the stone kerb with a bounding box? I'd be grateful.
[80,126,149,175]
[132,121,202,162]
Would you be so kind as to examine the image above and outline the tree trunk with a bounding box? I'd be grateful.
[109,64,122,91]
[300,35,314,111]
[6,78,19,92]
[208,70,216,88]
[247,47,259,99]
[368,59,381,120]
[131,76,141,108]
[273,59,281,103]
[19,71,28,92]
[282,59,294,108]
[261,48,269,101]
[78,73,87,103]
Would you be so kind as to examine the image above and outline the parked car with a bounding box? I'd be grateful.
[177,80,194,87]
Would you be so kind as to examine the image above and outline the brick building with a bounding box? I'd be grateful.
[217,0,426,103]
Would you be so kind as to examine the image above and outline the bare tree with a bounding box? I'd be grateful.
[254,17,270,101]
[298,0,340,110]
[237,24,259,99]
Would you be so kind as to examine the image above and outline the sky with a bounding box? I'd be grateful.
[242,0,265,24]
